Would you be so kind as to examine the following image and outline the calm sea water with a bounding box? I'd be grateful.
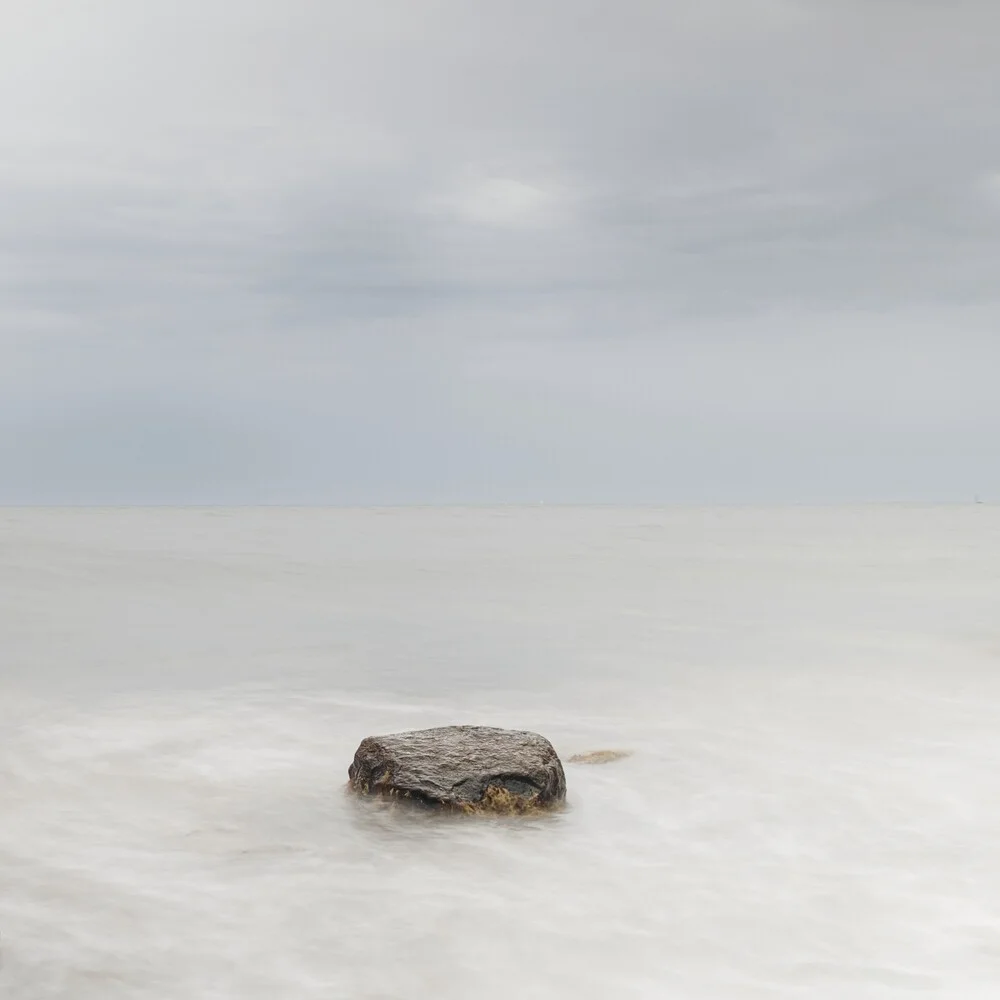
[2,506,1000,998]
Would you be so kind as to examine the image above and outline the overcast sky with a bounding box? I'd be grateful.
[2,0,999,503]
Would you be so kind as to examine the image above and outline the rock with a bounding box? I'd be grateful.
[348,725,566,812]
[568,749,633,765]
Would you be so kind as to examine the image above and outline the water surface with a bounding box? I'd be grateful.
[2,506,1000,998]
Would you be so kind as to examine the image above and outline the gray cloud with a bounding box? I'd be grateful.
[2,0,999,502]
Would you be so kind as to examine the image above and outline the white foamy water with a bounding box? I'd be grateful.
[2,506,1000,998]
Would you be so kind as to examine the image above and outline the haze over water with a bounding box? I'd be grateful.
[2,505,1000,998]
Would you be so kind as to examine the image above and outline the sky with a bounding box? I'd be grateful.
[2,0,999,504]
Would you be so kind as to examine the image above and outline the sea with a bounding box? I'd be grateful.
[2,505,999,999]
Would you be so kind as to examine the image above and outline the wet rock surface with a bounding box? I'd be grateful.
[348,725,567,812]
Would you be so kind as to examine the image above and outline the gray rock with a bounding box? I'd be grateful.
[348,725,567,812]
